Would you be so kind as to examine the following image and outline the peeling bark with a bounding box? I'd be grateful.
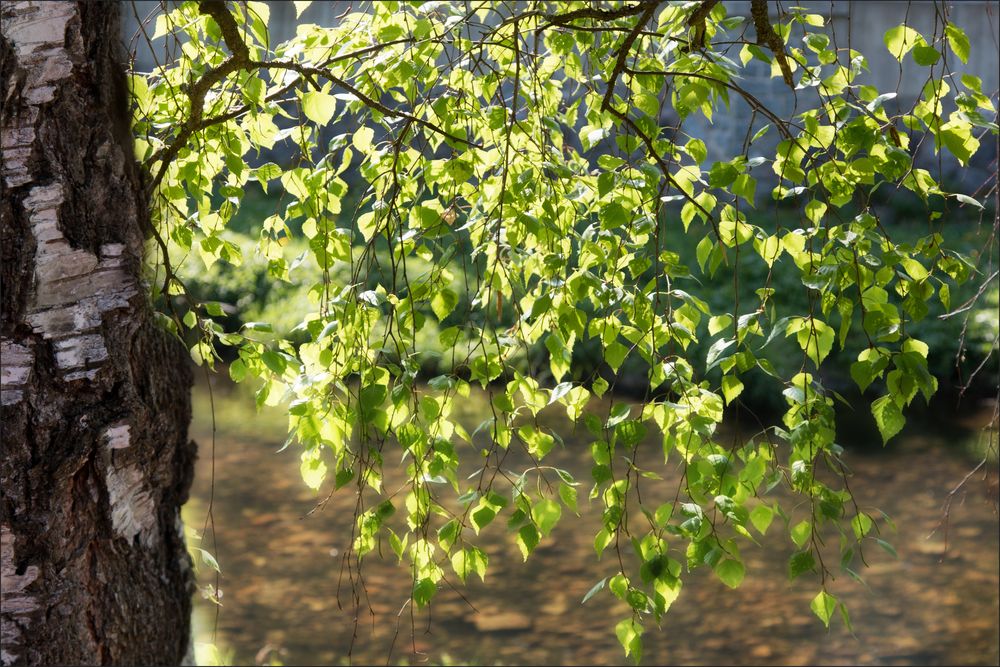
[1,2,194,664]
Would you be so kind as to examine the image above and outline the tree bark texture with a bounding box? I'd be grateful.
[1,2,195,664]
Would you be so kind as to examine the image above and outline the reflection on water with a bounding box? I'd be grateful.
[184,374,999,666]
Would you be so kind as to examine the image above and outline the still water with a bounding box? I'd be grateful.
[185,375,998,666]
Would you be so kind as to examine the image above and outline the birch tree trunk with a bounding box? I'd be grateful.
[1,2,195,664]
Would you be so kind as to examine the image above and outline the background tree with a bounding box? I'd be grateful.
[1,2,194,664]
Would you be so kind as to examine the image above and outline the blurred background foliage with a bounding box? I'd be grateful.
[172,173,998,421]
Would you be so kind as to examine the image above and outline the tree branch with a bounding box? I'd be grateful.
[499,1,659,32]
[624,66,794,140]
[198,0,249,61]
[750,0,794,88]
[603,104,721,239]
[542,0,658,30]
[686,0,720,50]
[146,1,251,196]
[252,59,482,149]
[144,3,478,198]
[601,1,658,112]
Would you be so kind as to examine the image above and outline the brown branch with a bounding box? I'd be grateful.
[541,0,658,30]
[751,0,794,88]
[146,1,251,196]
[252,59,481,149]
[601,1,658,112]
[145,59,244,195]
[686,0,721,50]
[198,0,249,61]
[603,104,720,239]
[624,66,794,140]
[144,38,418,166]
[498,1,658,32]
[144,5,481,198]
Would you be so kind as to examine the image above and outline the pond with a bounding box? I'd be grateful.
[184,374,999,666]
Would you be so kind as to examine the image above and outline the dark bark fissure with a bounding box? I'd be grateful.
[1,2,195,665]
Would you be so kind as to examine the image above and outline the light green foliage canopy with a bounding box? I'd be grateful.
[131,1,996,659]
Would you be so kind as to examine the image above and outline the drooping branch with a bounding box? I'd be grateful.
[145,2,477,197]
[602,104,721,239]
[251,59,482,149]
[624,66,794,140]
[145,2,251,195]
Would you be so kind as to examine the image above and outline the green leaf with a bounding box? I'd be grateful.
[352,126,375,152]
[229,358,247,383]
[437,520,459,552]
[794,318,835,367]
[805,199,827,225]
[532,498,562,537]
[545,333,572,382]
[653,574,682,614]
[413,578,436,607]
[451,547,488,583]
[609,573,629,599]
[875,537,898,558]
[654,503,673,527]
[850,360,875,393]
[559,482,578,514]
[839,603,853,633]
[598,171,615,198]
[945,24,970,63]
[388,529,405,559]
[335,469,354,489]
[883,25,921,60]
[301,90,336,126]
[261,349,286,375]
[791,520,811,548]
[582,577,607,604]
[600,202,630,230]
[606,403,631,428]
[721,375,744,405]
[716,558,745,589]
[471,505,497,534]
[615,618,643,663]
[749,505,774,536]
[810,590,838,628]
[594,528,613,557]
[518,425,555,459]
[431,288,459,321]
[696,236,715,273]
[300,451,326,490]
[871,394,905,444]
[516,524,540,561]
[912,45,940,66]
[788,550,816,580]
[708,315,732,336]
[686,138,707,163]
[851,513,873,540]
[604,341,629,372]
[195,547,221,573]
